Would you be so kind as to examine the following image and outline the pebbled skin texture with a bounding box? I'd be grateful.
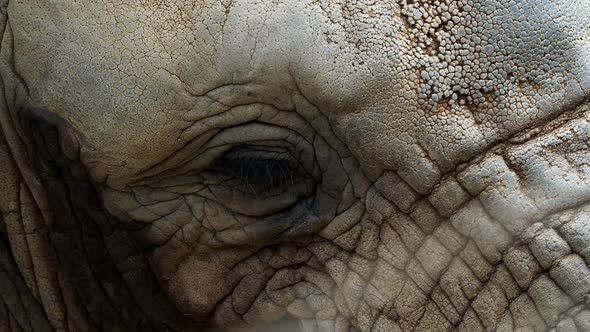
[0,0,589,331]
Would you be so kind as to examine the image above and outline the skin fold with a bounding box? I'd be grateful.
[0,0,589,331]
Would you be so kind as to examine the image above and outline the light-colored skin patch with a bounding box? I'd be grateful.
[0,0,589,331]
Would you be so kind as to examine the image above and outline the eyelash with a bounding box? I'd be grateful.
[206,147,303,190]
[213,158,300,187]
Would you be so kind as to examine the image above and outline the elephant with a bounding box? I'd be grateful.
[0,0,590,331]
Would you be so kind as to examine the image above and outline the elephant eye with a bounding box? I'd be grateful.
[205,145,308,195]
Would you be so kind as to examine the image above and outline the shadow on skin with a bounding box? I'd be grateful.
[248,316,300,332]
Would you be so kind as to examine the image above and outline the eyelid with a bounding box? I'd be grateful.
[134,144,302,188]
[215,145,295,162]
[134,122,317,186]
[207,146,305,187]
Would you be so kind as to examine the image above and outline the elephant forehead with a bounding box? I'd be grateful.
[8,1,374,175]
[7,0,590,186]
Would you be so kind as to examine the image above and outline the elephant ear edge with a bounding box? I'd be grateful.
[0,2,68,330]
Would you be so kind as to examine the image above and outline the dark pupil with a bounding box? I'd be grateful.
[210,146,300,189]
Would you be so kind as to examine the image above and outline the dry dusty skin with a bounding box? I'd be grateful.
[0,0,590,331]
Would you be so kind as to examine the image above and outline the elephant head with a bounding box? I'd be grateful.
[1,0,589,331]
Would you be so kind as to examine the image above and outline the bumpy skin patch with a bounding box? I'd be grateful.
[0,0,589,331]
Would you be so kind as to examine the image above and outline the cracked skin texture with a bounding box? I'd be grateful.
[0,0,589,331]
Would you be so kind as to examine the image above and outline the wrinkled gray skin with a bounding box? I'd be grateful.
[1,0,590,331]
